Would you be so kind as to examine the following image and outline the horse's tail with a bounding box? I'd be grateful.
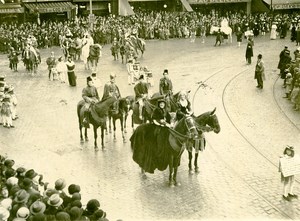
[77,100,85,121]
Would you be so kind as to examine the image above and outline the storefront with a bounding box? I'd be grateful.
[263,0,300,11]
[73,0,109,16]
[188,0,251,14]
[0,3,24,22]
[23,0,76,21]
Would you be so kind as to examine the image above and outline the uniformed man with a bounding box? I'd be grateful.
[102,74,121,101]
[134,74,148,120]
[159,69,173,96]
[82,76,100,127]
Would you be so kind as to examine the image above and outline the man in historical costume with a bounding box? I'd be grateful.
[82,76,100,128]
[102,74,121,101]
[134,74,148,121]
[46,52,56,81]
[159,69,173,96]
[255,54,265,89]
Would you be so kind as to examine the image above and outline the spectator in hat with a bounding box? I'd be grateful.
[29,200,46,216]
[90,209,108,221]
[101,74,121,101]
[31,213,46,221]
[69,206,83,220]
[1,95,14,128]
[83,199,100,218]
[55,211,71,221]
[134,74,148,121]
[16,207,30,220]
[56,56,67,83]
[44,194,63,215]
[0,207,10,221]
[10,190,29,219]
[254,54,265,89]
[279,146,298,201]
[6,86,18,121]
[21,178,40,206]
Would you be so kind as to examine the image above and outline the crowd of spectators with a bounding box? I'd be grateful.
[0,155,109,221]
[1,10,300,54]
[278,45,300,111]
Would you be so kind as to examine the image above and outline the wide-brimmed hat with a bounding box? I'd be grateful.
[5,168,16,178]
[69,207,83,220]
[0,207,10,221]
[47,194,63,207]
[55,212,71,221]
[16,207,30,219]
[4,159,15,168]
[14,190,29,203]
[44,188,58,198]
[54,178,66,190]
[25,169,38,179]
[30,201,46,215]
[6,177,18,186]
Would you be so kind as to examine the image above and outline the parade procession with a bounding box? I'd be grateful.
[2,0,300,220]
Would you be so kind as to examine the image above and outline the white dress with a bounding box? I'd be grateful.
[270,24,277,40]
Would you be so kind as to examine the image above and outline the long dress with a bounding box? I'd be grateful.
[270,24,277,40]
[66,61,76,86]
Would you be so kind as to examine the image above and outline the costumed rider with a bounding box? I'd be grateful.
[82,76,99,128]
[152,99,171,128]
[134,74,148,121]
[102,74,121,113]
[159,69,173,96]
[176,90,193,121]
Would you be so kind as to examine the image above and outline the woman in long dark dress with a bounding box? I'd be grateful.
[66,56,76,86]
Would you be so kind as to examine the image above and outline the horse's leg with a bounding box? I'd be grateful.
[108,116,112,134]
[169,156,175,187]
[79,122,84,142]
[188,151,194,174]
[85,127,88,141]
[124,113,128,133]
[93,125,98,151]
[101,126,105,150]
[173,158,181,186]
[194,153,200,173]
[120,115,126,143]
[113,118,117,142]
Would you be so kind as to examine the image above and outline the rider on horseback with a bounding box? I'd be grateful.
[134,74,148,121]
[102,74,121,113]
[82,76,100,128]
[176,90,193,121]
[152,99,171,127]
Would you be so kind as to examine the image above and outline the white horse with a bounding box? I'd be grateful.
[81,34,94,70]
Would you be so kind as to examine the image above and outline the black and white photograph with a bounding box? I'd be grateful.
[1,0,300,220]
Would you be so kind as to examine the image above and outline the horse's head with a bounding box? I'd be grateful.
[119,97,134,113]
[195,108,220,134]
[175,115,199,140]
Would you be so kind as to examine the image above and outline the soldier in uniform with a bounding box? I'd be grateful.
[159,69,173,96]
[134,75,148,121]
[82,76,100,127]
[46,52,56,80]
[102,74,121,101]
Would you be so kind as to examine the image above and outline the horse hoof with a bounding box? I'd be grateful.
[80,138,84,143]
[94,147,99,152]
[105,131,108,135]
[142,174,147,179]
[175,182,181,187]
[195,167,200,173]
[123,139,127,143]
[124,130,127,133]
[189,168,194,175]
[169,182,175,188]
[85,137,89,142]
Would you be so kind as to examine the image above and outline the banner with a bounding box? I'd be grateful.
[280,155,300,177]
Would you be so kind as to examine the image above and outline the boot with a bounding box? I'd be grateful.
[83,110,90,128]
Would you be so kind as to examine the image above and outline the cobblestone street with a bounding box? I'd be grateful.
[1,34,300,220]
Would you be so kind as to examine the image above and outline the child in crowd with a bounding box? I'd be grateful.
[279,146,298,201]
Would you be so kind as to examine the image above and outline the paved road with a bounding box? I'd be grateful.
[1,34,300,220]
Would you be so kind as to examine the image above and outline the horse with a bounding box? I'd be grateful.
[210,26,233,44]
[130,115,200,187]
[22,47,40,75]
[88,44,101,70]
[108,96,134,142]
[125,35,146,57]
[77,96,117,150]
[186,108,221,174]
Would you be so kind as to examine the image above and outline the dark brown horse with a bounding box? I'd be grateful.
[108,96,134,142]
[130,115,200,187]
[77,96,117,150]
[187,108,221,174]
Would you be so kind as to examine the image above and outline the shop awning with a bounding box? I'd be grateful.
[0,4,24,13]
[180,0,193,11]
[263,0,300,9]
[251,0,269,12]
[189,0,249,4]
[24,2,75,13]
[118,0,134,16]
